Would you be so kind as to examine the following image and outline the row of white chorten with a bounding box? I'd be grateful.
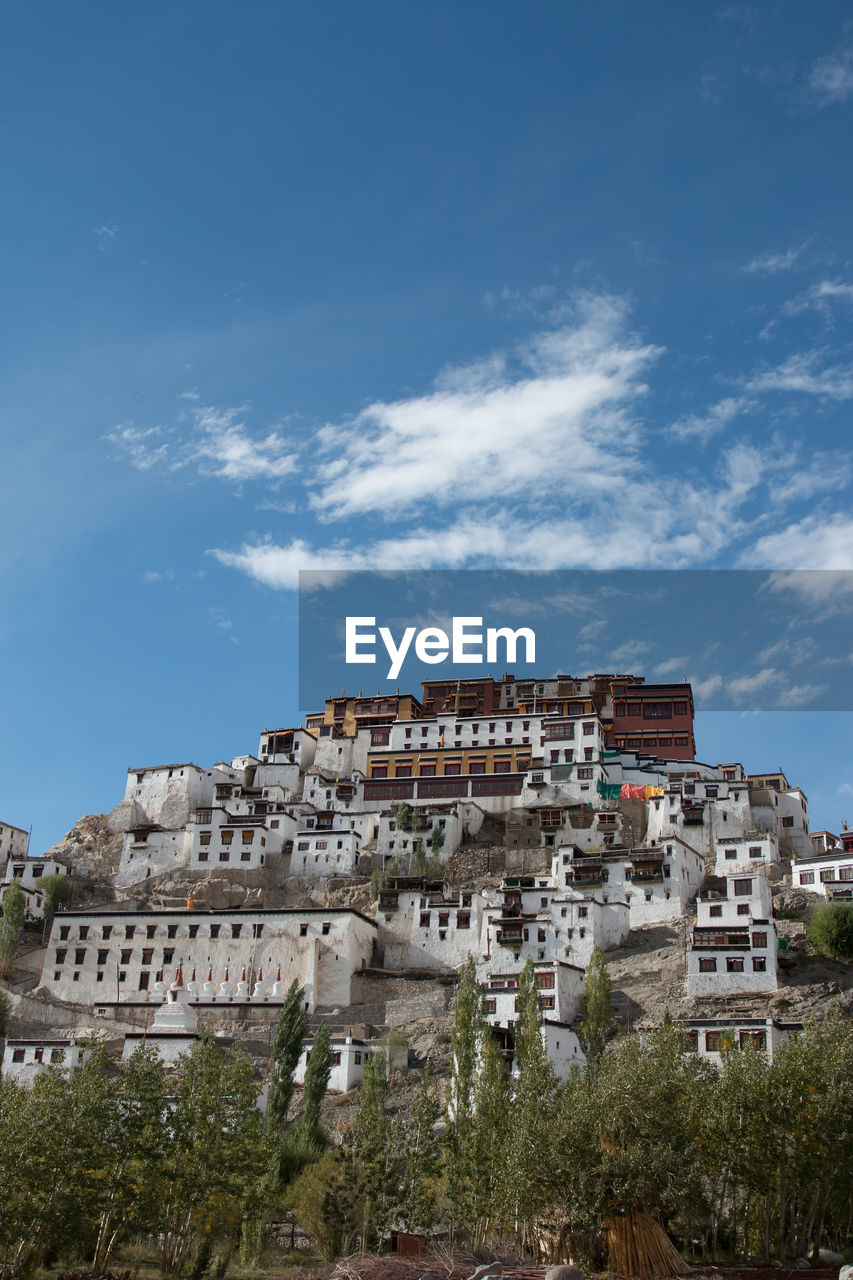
[144,961,290,1003]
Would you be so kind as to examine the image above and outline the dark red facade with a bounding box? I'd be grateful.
[609,681,696,760]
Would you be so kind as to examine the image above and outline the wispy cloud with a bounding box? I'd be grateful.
[746,351,853,399]
[805,42,853,107]
[668,395,754,443]
[778,279,853,328]
[106,405,298,485]
[743,244,808,274]
[141,568,175,584]
[750,517,853,569]
[93,223,118,249]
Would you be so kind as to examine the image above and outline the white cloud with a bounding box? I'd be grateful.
[782,279,853,320]
[747,515,853,569]
[776,682,827,707]
[743,244,807,274]
[309,293,662,519]
[806,43,853,107]
[106,405,297,485]
[668,395,754,443]
[106,425,169,470]
[652,656,690,677]
[142,568,175,584]
[746,351,853,399]
[93,223,118,245]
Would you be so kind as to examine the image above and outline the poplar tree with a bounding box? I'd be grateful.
[351,1049,394,1248]
[507,958,558,1249]
[267,979,308,1129]
[577,945,615,1073]
[300,1023,332,1140]
[444,955,488,1238]
[0,880,26,979]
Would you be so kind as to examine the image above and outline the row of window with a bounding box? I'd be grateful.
[57,919,334,944]
[799,867,853,884]
[370,757,529,779]
[684,1029,767,1052]
[698,957,767,972]
[615,700,690,718]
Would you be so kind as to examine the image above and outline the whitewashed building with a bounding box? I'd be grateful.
[713,831,780,878]
[0,820,28,863]
[556,839,704,926]
[793,850,853,899]
[2,1037,90,1087]
[294,1031,408,1093]
[41,906,379,1013]
[291,827,362,878]
[1,854,67,919]
[680,1015,802,1064]
[688,873,777,997]
[376,878,488,971]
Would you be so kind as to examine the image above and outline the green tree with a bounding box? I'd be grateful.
[300,1024,332,1140]
[0,985,9,1037]
[267,979,309,1129]
[287,1149,365,1260]
[0,880,26,978]
[506,959,558,1250]
[443,956,488,1240]
[467,1029,511,1247]
[577,945,615,1073]
[395,802,413,832]
[807,901,853,960]
[158,1035,268,1274]
[40,874,73,932]
[396,1061,443,1232]
[89,1044,168,1271]
[351,1050,395,1248]
[369,866,387,901]
[413,841,427,877]
[430,823,445,854]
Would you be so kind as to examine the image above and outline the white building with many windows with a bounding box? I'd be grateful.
[688,873,777,997]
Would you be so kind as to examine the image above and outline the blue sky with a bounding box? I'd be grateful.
[2,2,853,853]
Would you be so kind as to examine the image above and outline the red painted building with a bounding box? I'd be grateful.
[609,680,696,760]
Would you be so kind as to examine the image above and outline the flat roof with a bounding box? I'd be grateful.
[53,905,378,928]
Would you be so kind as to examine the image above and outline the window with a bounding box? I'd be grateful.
[78,926,89,940]
[167,923,178,939]
[799,870,815,885]
[102,926,112,940]
[242,831,253,845]
[753,957,767,971]
[163,949,174,965]
[97,949,108,965]
[820,869,835,883]
[210,924,220,939]
[724,849,737,860]
[726,957,744,972]
[577,767,593,779]
[709,905,722,918]
[782,816,794,828]
[643,702,672,719]
[752,931,767,948]
[12,1049,25,1063]
[200,832,212,846]
[59,925,70,941]
[322,922,331,935]
[121,949,131,964]
[74,949,86,965]
[494,759,511,773]
[231,923,242,938]
[188,924,198,938]
[146,925,156,940]
[457,911,470,929]
[55,948,66,964]
[673,701,688,715]
[241,850,251,862]
[253,923,264,939]
[699,957,716,972]
[300,923,308,936]
[420,912,430,927]
[139,972,149,990]
[198,851,209,863]
[419,762,436,776]
[142,948,153,965]
[705,1030,722,1051]
[737,904,750,915]
[582,721,595,735]
[733,878,752,896]
[444,761,461,775]
[219,850,230,862]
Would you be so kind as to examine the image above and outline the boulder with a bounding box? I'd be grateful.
[546,1268,584,1280]
[836,1264,853,1280]
[467,1265,503,1280]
